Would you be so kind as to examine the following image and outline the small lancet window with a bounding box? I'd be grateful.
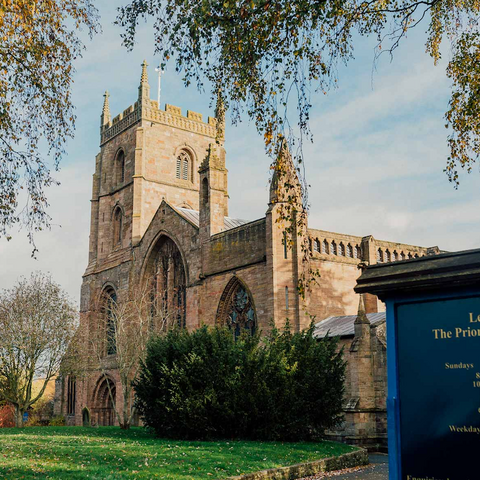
[116,150,125,184]
[113,207,123,246]
[314,239,320,253]
[392,251,398,261]
[385,249,391,262]
[400,252,406,260]
[176,150,192,181]
[346,244,353,258]
[408,253,413,259]
[338,243,345,256]
[354,245,361,259]
[377,249,383,263]
[67,376,76,416]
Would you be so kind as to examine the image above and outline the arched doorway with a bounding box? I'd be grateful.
[144,235,187,330]
[216,277,257,338]
[94,377,116,426]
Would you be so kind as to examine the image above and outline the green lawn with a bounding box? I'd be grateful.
[0,427,357,479]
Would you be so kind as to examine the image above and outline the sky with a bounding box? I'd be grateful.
[1,2,480,304]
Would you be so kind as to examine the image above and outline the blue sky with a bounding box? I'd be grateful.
[1,2,480,302]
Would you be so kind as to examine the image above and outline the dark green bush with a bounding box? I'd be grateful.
[134,324,345,441]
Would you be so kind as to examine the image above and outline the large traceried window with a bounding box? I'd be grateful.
[216,277,256,339]
[176,150,192,181]
[148,236,186,329]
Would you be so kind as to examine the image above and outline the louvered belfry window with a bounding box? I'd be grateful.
[176,150,191,181]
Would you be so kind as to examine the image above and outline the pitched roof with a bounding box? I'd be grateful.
[314,312,386,338]
[174,206,248,231]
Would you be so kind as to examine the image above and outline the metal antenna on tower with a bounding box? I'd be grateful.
[154,65,164,107]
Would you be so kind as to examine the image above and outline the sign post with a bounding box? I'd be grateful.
[356,249,480,480]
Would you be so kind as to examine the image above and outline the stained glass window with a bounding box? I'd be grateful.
[217,279,256,339]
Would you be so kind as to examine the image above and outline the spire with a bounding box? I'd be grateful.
[138,60,151,101]
[354,294,371,325]
[269,138,301,205]
[101,91,111,127]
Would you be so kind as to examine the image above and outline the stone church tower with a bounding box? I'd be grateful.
[55,61,440,449]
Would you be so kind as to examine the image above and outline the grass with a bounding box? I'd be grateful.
[0,426,358,479]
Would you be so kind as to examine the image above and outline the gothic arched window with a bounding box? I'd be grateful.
[103,288,117,355]
[322,239,328,254]
[314,239,320,253]
[355,245,361,259]
[147,236,186,329]
[216,278,256,339]
[330,241,337,255]
[116,150,125,184]
[346,244,353,258]
[338,242,345,256]
[113,207,123,246]
[176,150,192,181]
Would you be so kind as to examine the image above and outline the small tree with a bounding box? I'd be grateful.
[76,281,179,429]
[0,272,77,427]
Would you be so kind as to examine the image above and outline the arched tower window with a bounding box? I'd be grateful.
[176,150,192,181]
[116,150,125,184]
[314,239,320,253]
[354,245,361,259]
[338,242,345,256]
[103,288,117,356]
[146,236,186,329]
[346,244,353,258]
[216,277,256,339]
[113,207,123,246]
[385,249,391,262]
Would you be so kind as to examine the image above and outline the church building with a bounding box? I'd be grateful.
[55,62,440,449]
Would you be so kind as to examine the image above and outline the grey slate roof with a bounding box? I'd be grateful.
[175,207,248,231]
[314,312,386,338]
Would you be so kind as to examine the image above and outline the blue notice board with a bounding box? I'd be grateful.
[388,291,480,480]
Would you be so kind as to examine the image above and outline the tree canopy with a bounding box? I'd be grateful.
[0,0,99,249]
[117,0,480,188]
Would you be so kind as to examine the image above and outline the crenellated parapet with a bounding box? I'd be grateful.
[100,61,221,146]
[100,100,219,146]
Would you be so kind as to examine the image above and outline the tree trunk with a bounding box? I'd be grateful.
[15,406,24,428]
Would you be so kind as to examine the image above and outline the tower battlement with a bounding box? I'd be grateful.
[101,98,219,146]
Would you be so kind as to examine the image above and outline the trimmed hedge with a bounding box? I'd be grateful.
[134,324,345,441]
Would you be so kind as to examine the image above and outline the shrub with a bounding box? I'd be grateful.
[0,404,15,428]
[134,324,345,441]
[49,415,66,426]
